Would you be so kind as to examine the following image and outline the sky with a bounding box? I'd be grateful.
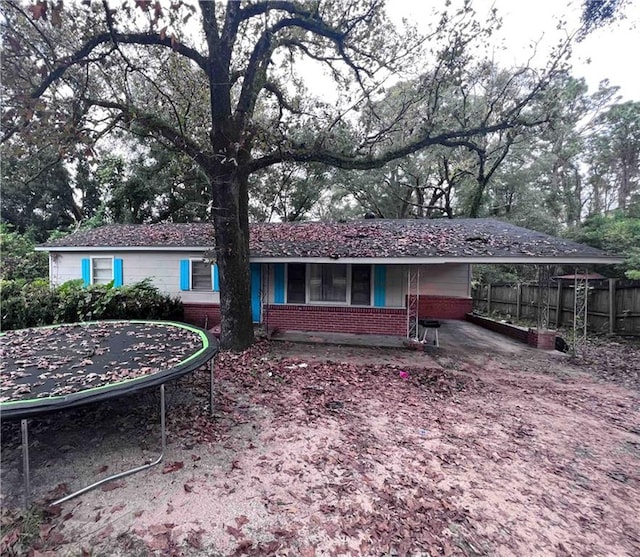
[386,0,640,102]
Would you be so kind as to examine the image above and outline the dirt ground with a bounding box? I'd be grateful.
[1,335,639,556]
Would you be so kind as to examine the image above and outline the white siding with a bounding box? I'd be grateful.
[50,251,220,304]
[50,254,469,307]
[418,264,470,297]
[383,264,471,306]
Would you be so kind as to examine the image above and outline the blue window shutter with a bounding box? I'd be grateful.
[212,263,219,291]
[179,260,190,291]
[273,264,285,303]
[81,258,91,287]
[113,258,123,287]
[373,265,386,307]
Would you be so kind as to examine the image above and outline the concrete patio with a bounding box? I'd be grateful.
[269,319,553,357]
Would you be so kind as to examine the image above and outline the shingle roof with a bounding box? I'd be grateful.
[43,223,215,248]
[41,219,619,261]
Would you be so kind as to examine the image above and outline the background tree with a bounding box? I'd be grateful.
[1,152,78,241]
[249,163,329,222]
[585,101,640,214]
[0,224,49,281]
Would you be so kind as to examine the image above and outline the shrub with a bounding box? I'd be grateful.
[0,278,183,331]
[0,225,48,282]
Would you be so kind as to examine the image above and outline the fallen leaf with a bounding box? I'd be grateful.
[162,461,184,474]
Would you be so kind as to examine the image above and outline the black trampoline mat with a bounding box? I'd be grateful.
[0,321,218,419]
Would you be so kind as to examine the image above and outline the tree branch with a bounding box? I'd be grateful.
[86,99,209,168]
[249,118,546,172]
[31,31,208,101]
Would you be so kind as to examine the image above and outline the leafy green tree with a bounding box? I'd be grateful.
[586,101,640,214]
[570,208,640,278]
[0,152,79,241]
[249,163,329,222]
[2,1,571,349]
[0,224,49,281]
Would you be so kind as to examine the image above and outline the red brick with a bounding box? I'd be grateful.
[263,304,406,336]
[407,296,473,320]
[182,303,220,329]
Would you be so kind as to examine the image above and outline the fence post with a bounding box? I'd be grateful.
[516,283,522,321]
[555,280,563,329]
[609,278,617,334]
[487,284,492,315]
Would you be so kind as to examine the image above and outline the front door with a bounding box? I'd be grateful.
[250,263,261,323]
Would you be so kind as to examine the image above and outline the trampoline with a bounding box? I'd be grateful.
[0,320,218,507]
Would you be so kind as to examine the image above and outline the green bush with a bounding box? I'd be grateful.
[0,278,183,331]
[0,225,49,282]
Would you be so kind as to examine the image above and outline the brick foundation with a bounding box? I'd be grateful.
[182,303,221,329]
[264,304,407,336]
[182,297,471,337]
[408,296,473,320]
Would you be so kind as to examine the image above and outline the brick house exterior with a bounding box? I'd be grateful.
[39,219,621,338]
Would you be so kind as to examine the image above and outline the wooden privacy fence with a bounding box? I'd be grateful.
[472,279,640,335]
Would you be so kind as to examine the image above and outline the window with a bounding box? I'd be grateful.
[287,263,306,303]
[309,264,347,303]
[191,260,212,290]
[351,265,372,305]
[179,260,218,292]
[92,257,113,285]
[282,263,379,305]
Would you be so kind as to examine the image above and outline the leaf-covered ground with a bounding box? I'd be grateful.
[1,336,639,556]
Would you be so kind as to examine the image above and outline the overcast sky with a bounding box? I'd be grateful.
[386,0,640,102]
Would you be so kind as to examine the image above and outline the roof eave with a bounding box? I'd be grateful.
[36,246,623,265]
[36,246,212,252]
[249,255,624,265]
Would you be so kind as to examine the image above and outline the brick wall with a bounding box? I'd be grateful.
[465,313,529,343]
[182,303,221,329]
[408,295,473,320]
[527,329,556,349]
[264,304,407,336]
[466,313,558,350]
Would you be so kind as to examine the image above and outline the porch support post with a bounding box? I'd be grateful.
[555,279,563,329]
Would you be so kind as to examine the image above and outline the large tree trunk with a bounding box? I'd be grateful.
[209,166,255,351]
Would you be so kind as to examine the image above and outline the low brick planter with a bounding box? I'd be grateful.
[527,328,557,349]
[466,313,558,350]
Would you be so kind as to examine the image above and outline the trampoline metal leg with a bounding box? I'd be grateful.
[21,419,30,508]
[52,384,167,507]
[210,358,215,417]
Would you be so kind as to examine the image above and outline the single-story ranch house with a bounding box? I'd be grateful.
[38,219,623,337]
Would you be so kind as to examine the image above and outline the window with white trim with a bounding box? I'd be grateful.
[285,263,373,305]
[309,263,347,302]
[191,260,212,290]
[91,257,113,285]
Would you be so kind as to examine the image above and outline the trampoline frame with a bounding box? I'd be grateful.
[1,321,218,508]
